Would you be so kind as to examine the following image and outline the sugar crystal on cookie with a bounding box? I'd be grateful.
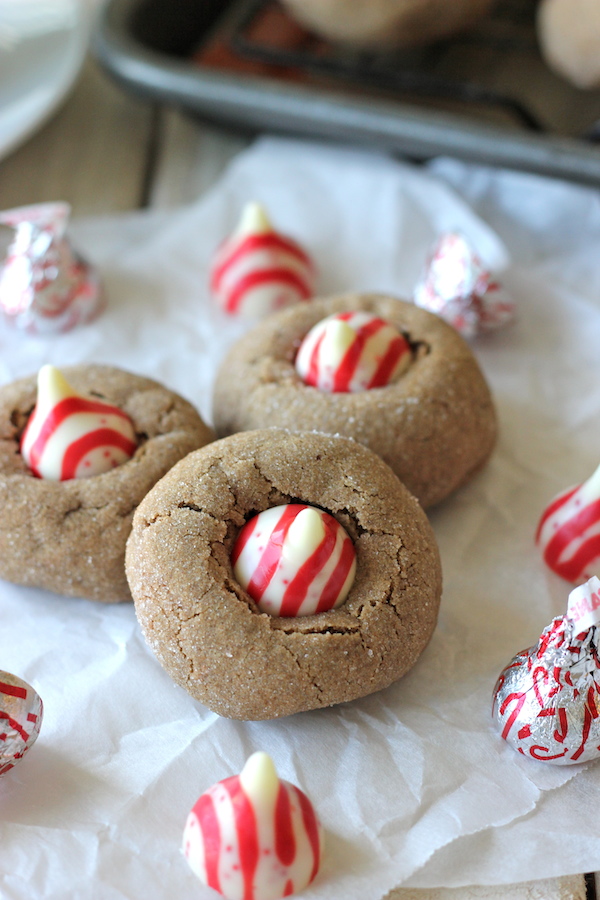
[183,751,323,900]
[295,311,411,393]
[21,365,137,481]
[232,503,356,616]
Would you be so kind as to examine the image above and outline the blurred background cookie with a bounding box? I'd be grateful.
[278,0,496,49]
[537,0,600,89]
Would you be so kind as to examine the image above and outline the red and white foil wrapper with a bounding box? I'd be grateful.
[21,365,137,481]
[413,232,515,339]
[0,671,43,777]
[536,462,600,584]
[295,311,412,393]
[232,504,356,616]
[0,202,103,334]
[183,751,323,900]
[210,202,315,318]
[492,576,600,765]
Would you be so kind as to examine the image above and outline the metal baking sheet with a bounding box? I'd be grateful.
[93,0,600,186]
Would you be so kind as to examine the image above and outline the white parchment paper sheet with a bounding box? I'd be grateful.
[1,138,599,899]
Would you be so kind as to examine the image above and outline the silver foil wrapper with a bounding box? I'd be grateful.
[0,202,103,334]
[0,670,43,776]
[492,615,600,765]
[414,232,515,339]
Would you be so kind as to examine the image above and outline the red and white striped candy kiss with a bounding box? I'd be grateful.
[183,751,323,900]
[210,202,315,317]
[21,365,137,481]
[536,463,600,584]
[295,311,411,393]
[0,671,43,777]
[232,504,356,616]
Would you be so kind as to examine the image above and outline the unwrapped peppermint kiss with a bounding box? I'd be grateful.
[493,576,600,764]
[183,751,323,900]
[536,462,600,584]
[295,310,412,393]
[413,232,515,339]
[21,365,137,481]
[0,202,103,334]
[232,503,356,616]
[210,202,315,317]
[0,671,43,776]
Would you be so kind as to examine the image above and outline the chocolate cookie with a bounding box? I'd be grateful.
[0,365,214,603]
[125,429,442,720]
[212,294,497,509]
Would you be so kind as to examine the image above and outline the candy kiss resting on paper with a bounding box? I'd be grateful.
[493,576,600,764]
[0,202,103,333]
[210,202,315,317]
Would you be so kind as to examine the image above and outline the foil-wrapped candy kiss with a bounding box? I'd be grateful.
[0,671,43,776]
[413,232,515,339]
[0,201,103,334]
[493,576,600,764]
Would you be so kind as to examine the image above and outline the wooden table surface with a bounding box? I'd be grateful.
[0,50,594,900]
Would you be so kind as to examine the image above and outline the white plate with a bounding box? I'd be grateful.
[0,0,92,162]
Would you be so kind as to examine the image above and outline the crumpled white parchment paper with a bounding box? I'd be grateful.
[1,137,599,900]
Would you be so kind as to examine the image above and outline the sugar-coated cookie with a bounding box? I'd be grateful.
[125,429,442,720]
[213,294,497,509]
[0,365,214,603]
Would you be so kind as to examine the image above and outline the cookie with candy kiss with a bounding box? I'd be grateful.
[21,364,137,481]
[0,671,43,777]
[493,576,600,765]
[413,232,515,340]
[212,294,498,509]
[183,751,323,900]
[126,428,442,718]
[0,364,214,602]
[232,503,356,616]
[536,462,600,585]
[210,202,315,318]
[295,311,412,393]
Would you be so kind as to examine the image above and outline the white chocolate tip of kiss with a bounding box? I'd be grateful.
[37,364,76,407]
[284,507,326,559]
[580,462,600,500]
[321,319,356,367]
[239,752,280,806]
[234,202,272,239]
